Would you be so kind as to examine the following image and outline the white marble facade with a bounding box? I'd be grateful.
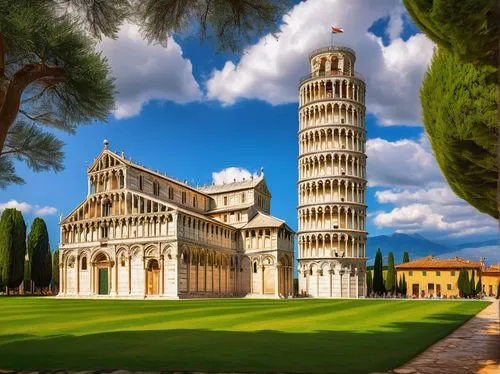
[297,45,367,297]
[59,141,294,299]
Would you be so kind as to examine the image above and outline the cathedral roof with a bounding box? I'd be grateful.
[198,175,265,194]
[243,212,294,232]
[207,203,254,214]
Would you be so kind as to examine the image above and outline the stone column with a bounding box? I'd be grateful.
[275,263,281,298]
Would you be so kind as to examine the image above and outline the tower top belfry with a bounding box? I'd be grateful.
[297,43,367,298]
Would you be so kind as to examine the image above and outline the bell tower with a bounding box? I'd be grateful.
[297,45,367,298]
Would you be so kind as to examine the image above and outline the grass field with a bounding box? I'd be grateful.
[0,298,489,373]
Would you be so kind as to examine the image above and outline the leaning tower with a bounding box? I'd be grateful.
[297,45,367,298]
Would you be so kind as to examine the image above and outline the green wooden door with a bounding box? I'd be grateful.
[98,268,109,295]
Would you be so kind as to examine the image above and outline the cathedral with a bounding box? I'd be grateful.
[58,141,294,298]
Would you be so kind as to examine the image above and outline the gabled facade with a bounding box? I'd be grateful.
[58,140,294,299]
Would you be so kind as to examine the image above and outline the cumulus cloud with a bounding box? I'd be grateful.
[99,24,202,119]
[366,137,443,187]
[0,200,58,216]
[212,167,259,185]
[206,0,434,125]
[373,202,497,238]
[367,133,498,240]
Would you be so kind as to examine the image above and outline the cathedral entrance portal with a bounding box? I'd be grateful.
[147,259,160,295]
[98,268,109,295]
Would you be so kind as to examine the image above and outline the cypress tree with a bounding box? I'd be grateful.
[373,249,385,295]
[470,270,476,297]
[402,273,407,296]
[0,209,26,293]
[463,270,471,297]
[475,277,482,296]
[28,218,51,292]
[385,251,397,294]
[403,251,410,263]
[457,269,465,297]
[52,249,59,294]
[366,270,373,296]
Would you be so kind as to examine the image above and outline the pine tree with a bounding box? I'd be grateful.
[385,251,396,294]
[373,249,385,295]
[0,1,290,188]
[0,208,26,293]
[28,218,51,292]
[403,251,410,263]
[52,249,59,294]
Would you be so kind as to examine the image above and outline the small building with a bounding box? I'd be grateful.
[396,256,482,298]
[481,264,500,297]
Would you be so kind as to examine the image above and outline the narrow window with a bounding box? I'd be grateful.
[139,175,143,190]
[168,186,174,200]
[81,257,87,270]
[422,271,427,276]
[241,193,245,203]
[182,191,186,204]
[224,196,228,205]
[119,174,124,189]
[436,271,441,276]
[253,262,257,273]
[193,196,197,207]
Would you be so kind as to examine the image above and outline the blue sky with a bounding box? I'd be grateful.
[1,0,497,256]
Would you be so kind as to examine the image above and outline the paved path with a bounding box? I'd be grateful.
[391,300,500,374]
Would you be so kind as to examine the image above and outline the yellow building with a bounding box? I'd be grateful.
[481,264,500,297]
[396,256,483,298]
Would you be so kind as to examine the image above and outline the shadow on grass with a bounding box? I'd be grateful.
[0,311,491,374]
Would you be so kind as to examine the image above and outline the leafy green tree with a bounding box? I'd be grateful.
[421,48,497,218]
[0,0,289,187]
[403,0,498,67]
[52,249,59,294]
[28,218,51,292]
[385,251,396,294]
[373,249,385,295]
[403,251,410,263]
[0,208,26,293]
[366,269,373,296]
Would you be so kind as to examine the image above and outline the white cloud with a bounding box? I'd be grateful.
[34,206,58,216]
[366,137,443,187]
[205,0,434,125]
[0,200,33,213]
[0,200,58,217]
[212,167,259,185]
[368,132,498,240]
[99,24,202,119]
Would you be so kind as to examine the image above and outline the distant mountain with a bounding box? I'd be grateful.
[455,239,499,250]
[366,233,452,264]
[366,233,499,265]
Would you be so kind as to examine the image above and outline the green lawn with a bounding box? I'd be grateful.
[0,298,489,373]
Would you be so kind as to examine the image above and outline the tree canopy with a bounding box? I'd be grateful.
[52,249,59,294]
[421,48,497,218]
[0,0,290,187]
[403,0,498,67]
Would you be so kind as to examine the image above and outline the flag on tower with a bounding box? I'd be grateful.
[331,26,344,33]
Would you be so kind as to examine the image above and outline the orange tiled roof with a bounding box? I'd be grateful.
[482,264,500,274]
[396,256,482,270]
